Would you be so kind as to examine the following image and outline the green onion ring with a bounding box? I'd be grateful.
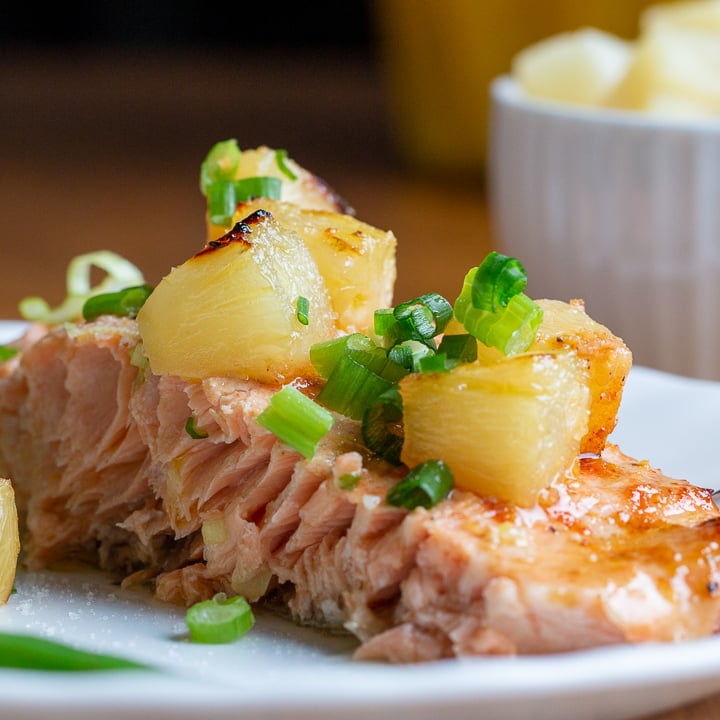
[185,593,255,644]
[471,251,527,312]
[386,459,454,510]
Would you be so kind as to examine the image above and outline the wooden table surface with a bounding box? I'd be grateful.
[2,47,720,720]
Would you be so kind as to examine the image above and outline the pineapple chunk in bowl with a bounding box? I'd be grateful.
[489,0,720,380]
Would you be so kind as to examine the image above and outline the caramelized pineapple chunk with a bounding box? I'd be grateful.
[0,478,19,604]
[400,352,590,508]
[445,298,631,454]
[231,198,396,334]
[137,210,336,383]
[532,299,632,453]
[206,145,349,238]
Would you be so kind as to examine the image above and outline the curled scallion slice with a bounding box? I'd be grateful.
[454,262,543,356]
[19,251,146,325]
[471,251,528,312]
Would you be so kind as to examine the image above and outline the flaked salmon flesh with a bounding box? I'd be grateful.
[1,317,720,662]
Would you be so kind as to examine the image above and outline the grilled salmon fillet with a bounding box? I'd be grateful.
[1,317,719,662]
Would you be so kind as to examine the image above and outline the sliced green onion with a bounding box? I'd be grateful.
[234,176,282,202]
[386,459,454,510]
[0,346,19,362]
[19,251,146,325]
[275,149,298,181]
[316,343,407,420]
[394,302,436,343]
[454,265,543,356]
[437,333,478,364]
[82,284,153,321]
[485,292,543,352]
[296,296,310,325]
[393,292,453,345]
[0,632,149,671]
[386,342,413,371]
[362,385,404,466]
[256,385,333,459]
[471,251,528,312]
[417,352,450,373]
[373,307,397,339]
[207,179,237,226]
[185,415,209,440]
[206,176,283,226]
[185,593,254,644]
[453,267,477,328]
[200,138,241,195]
[459,292,543,356]
[310,333,374,380]
[388,339,434,372]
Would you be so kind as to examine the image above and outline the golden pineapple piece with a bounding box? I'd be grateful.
[512,27,633,107]
[400,352,591,508]
[230,198,396,334]
[532,298,632,454]
[604,28,720,116]
[444,298,632,454]
[0,478,20,604]
[206,145,349,239]
[641,0,720,36]
[137,209,336,383]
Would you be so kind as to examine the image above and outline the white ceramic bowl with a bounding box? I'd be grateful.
[488,74,720,380]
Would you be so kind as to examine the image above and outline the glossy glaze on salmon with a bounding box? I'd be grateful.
[1,317,720,662]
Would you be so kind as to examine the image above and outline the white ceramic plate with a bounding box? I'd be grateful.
[2,320,720,720]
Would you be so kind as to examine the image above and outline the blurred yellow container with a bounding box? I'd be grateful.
[373,0,669,177]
